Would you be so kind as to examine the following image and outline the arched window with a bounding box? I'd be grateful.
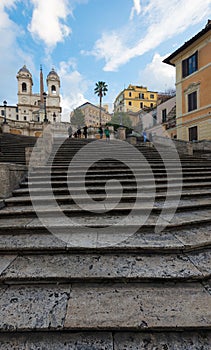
[51,85,56,94]
[22,82,27,92]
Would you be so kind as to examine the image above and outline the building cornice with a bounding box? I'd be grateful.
[163,20,211,66]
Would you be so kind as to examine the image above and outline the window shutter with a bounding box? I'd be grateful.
[182,59,188,77]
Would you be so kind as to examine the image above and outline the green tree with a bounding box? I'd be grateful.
[110,112,132,129]
[94,81,108,125]
[71,108,85,127]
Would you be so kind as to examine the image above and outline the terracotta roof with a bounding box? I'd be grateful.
[163,20,211,66]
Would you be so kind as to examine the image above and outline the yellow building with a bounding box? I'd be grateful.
[164,20,211,141]
[114,85,158,113]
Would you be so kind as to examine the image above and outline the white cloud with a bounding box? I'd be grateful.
[28,0,72,47]
[140,53,175,92]
[130,0,141,20]
[0,1,35,104]
[88,0,211,72]
[58,60,89,121]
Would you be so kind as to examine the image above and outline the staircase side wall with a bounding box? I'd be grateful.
[0,163,27,198]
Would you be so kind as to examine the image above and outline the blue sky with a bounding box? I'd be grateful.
[0,0,211,121]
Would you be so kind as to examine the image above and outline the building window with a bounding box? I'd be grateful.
[128,101,132,106]
[139,93,144,99]
[1,110,4,116]
[182,51,198,78]
[189,126,198,141]
[162,109,167,123]
[22,82,27,92]
[129,92,132,97]
[150,94,154,99]
[150,103,153,108]
[140,102,143,108]
[16,115,19,120]
[24,116,27,121]
[188,91,197,112]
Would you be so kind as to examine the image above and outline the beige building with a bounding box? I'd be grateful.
[71,102,111,127]
[114,85,158,113]
[143,96,176,138]
[164,20,211,141]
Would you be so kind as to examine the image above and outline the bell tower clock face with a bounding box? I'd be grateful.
[21,97,28,103]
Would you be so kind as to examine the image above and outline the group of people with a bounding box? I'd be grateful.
[68,124,110,141]
[68,125,88,139]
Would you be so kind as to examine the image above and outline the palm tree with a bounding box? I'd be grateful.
[94,81,108,125]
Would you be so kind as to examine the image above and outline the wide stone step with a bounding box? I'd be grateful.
[0,218,210,252]
[0,213,210,254]
[11,181,211,199]
[0,249,210,282]
[0,282,209,331]
[4,192,211,213]
[4,190,211,209]
[23,175,211,188]
[26,170,211,179]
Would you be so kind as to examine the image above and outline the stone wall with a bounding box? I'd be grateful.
[192,140,211,152]
[152,135,193,155]
[0,163,27,198]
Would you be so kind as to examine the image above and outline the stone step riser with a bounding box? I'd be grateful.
[0,330,210,349]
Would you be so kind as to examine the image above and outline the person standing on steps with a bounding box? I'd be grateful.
[98,125,103,139]
[143,130,147,143]
[104,126,110,142]
[77,127,81,138]
[83,125,88,139]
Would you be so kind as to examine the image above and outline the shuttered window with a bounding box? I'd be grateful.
[182,52,198,78]
[188,91,197,112]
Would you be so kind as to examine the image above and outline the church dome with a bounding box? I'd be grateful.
[18,65,31,75]
[47,68,59,80]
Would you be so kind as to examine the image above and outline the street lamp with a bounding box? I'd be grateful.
[3,100,7,124]
[43,92,48,123]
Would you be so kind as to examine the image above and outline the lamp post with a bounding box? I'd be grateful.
[3,100,7,124]
[43,92,48,123]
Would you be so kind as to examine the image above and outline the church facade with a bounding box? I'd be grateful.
[1,65,62,126]
[16,65,61,123]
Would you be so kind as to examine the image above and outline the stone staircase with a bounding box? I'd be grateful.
[0,137,210,348]
[0,133,37,165]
